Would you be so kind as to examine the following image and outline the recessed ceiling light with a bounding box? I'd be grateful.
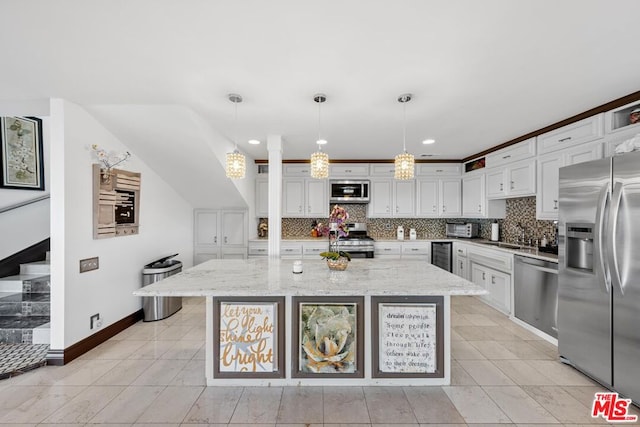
[316,139,328,145]
[248,139,261,145]
[422,139,436,145]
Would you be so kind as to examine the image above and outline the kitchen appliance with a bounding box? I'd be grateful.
[431,242,453,272]
[558,151,640,405]
[333,222,375,258]
[446,222,480,238]
[514,255,558,338]
[330,180,370,203]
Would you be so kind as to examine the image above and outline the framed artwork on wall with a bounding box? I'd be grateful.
[0,116,45,190]
[212,296,285,379]
[292,296,364,378]
[371,295,444,378]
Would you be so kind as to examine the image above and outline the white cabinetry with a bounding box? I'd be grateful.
[537,115,604,154]
[374,241,430,259]
[283,178,328,218]
[468,246,512,315]
[374,241,402,259]
[369,179,415,218]
[486,159,536,199]
[453,243,468,280]
[255,178,269,217]
[329,164,369,177]
[486,138,536,168]
[417,178,461,217]
[302,241,329,259]
[462,173,506,218]
[194,209,248,264]
[604,100,640,135]
[536,141,603,220]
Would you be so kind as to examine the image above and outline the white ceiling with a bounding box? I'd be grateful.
[1,0,639,162]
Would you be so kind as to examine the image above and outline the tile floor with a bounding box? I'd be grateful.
[0,295,637,426]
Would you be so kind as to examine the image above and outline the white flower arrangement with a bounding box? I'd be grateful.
[91,144,131,170]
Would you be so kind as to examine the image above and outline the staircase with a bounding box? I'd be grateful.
[0,255,50,345]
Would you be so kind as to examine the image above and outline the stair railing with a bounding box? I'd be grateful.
[0,194,50,214]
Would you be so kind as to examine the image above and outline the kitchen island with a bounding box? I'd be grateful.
[134,258,485,386]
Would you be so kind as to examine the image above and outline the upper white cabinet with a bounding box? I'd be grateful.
[369,164,397,176]
[368,179,415,218]
[283,178,328,218]
[194,209,248,264]
[255,178,269,217]
[604,100,640,135]
[282,164,311,176]
[486,159,536,199]
[329,164,369,177]
[415,163,461,176]
[537,115,604,154]
[536,141,603,220]
[462,172,505,218]
[485,138,536,168]
[417,178,461,217]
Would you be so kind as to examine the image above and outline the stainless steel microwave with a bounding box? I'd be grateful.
[329,180,370,203]
[446,222,480,238]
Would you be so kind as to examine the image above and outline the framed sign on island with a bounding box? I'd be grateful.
[134,258,486,386]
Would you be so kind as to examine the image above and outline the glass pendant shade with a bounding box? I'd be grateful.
[394,151,415,180]
[226,149,246,179]
[310,150,329,179]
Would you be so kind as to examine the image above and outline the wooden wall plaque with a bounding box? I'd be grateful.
[92,164,141,239]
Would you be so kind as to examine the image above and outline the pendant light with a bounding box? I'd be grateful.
[226,93,246,179]
[394,93,415,180]
[310,93,329,179]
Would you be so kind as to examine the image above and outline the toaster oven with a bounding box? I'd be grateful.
[446,222,480,238]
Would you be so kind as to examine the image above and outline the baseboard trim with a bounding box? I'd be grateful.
[46,309,143,365]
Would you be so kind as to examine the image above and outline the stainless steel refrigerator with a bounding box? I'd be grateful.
[558,150,640,404]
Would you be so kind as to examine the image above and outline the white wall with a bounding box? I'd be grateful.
[50,99,194,349]
[0,105,50,260]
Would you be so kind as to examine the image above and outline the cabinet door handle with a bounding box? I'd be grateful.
[559,136,572,142]
[214,236,217,243]
[384,248,392,251]
[411,248,419,251]
[436,169,443,172]
[553,199,558,209]
[386,206,390,212]
[510,181,515,190]
[460,262,463,269]
[482,272,486,280]
[433,205,436,212]
[224,237,228,244]
[396,206,399,213]
[442,205,446,212]
[458,249,463,254]
[499,183,503,191]
[308,206,311,213]
[491,276,496,284]
[299,205,302,213]
[478,204,482,212]
[502,155,511,159]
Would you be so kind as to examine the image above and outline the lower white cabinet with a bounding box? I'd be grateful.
[374,241,402,258]
[374,241,431,259]
[303,241,329,259]
[471,263,511,315]
[194,209,248,264]
[453,243,469,280]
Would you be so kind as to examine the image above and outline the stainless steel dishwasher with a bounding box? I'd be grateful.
[431,241,453,272]
[514,255,558,338]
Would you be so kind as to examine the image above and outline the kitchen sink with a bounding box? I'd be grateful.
[481,241,523,249]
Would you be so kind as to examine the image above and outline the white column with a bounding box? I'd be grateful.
[267,135,282,258]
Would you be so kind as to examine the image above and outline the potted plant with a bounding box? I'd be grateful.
[320,205,352,270]
[320,250,351,270]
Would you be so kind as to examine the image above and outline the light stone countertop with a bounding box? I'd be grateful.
[134,258,486,297]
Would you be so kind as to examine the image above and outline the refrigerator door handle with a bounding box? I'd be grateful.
[607,182,624,295]
[594,185,610,293]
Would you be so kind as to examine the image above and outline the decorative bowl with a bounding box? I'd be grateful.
[326,257,349,271]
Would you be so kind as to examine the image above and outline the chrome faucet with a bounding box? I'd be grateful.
[516,223,526,246]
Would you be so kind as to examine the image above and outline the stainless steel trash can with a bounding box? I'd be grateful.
[141,254,182,321]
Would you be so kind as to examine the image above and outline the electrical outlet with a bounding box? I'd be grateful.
[80,257,99,273]
[90,313,100,329]
[384,222,392,230]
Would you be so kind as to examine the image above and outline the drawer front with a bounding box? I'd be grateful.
[486,138,536,168]
[283,164,311,176]
[374,243,401,255]
[401,244,430,255]
[303,245,328,257]
[416,164,461,176]
[248,246,268,256]
[281,244,303,256]
[329,164,369,177]
[454,244,468,257]
[538,115,604,154]
[468,248,512,273]
[369,164,396,176]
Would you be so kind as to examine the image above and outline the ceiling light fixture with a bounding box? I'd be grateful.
[226,93,246,179]
[310,93,329,179]
[248,139,261,145]
[422,138,436,145]
[394,93,415,180]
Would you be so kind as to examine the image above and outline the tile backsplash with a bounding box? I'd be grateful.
[266,197,556,245]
